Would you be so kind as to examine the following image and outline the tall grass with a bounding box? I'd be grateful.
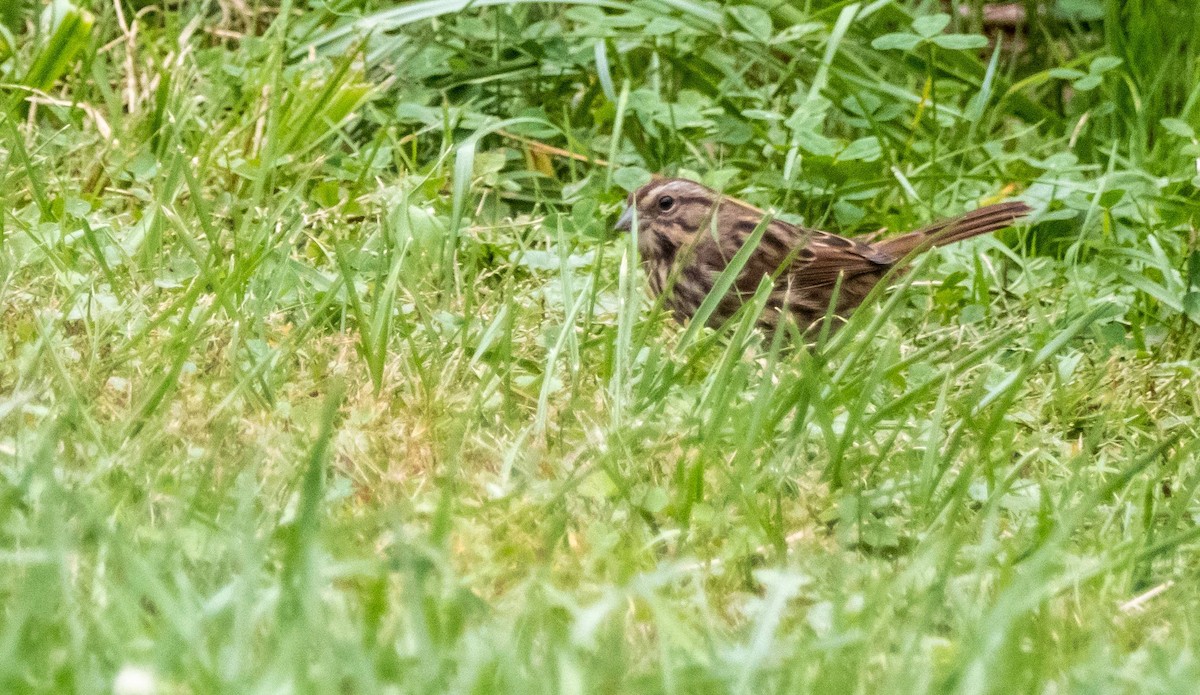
[1,0,1199,692]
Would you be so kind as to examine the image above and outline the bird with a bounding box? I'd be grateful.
[613,178,1031,337]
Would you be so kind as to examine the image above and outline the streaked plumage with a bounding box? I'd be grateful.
[614,178,1031,335]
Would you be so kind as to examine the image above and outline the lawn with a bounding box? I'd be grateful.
[2,0,1200,692]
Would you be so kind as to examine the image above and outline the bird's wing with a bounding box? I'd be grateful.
[786,229,897,286]
[686,208,894,289]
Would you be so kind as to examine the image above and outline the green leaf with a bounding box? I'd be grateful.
[1098,189,1125,208]
[1184,292,1200,325]
[713,114,753,145]
[0,24,14,63]
[832,200,864,226]
[644,16,683,35]
[1161,118,1196,138]
[930,33,988,50]
[640,486,669,513]
[911,13,951,38]
[594,40,616,102]
[742,109,786,121]
[797,131,840,157]
[1073,74,1102,91]
[579,470,618,500]
[959,304,987,324]
[1056,0,1106,20]
[837,136,882,162]
[871,32,922,51]
[1089,56,1123,74]
[1049,68,1086,80]
[613,167,652,192]
[728,5,773,41]
[1187,249,1200,290]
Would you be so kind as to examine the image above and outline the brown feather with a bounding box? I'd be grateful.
[618,178,1031,336]
[875,201,1033,257]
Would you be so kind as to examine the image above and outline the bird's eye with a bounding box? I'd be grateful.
[657,195,675,211]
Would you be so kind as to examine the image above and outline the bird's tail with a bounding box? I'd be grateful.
[876,201,1032,258]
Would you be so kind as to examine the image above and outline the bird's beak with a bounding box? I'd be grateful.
[615,204,635,232]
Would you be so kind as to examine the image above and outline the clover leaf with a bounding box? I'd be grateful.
[872,13,986,53]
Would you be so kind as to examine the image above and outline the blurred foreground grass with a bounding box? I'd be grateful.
[2,0,1200,692]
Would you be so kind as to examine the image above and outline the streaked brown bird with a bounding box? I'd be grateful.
[614,178,1031,336]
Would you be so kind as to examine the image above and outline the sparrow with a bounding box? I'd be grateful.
[614,178,1031,336]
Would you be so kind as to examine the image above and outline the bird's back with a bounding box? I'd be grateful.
[670,200,1031,335]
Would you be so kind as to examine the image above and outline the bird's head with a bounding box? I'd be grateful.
[616,178,753,261]
[615,178,713,233]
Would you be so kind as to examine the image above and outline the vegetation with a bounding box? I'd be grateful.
[2,0,1199,692]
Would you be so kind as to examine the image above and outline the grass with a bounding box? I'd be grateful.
[2,0,1200,692]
